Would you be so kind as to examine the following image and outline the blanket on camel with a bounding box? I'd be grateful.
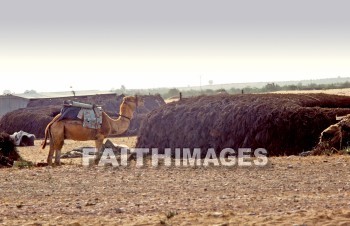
[58,100,103,129]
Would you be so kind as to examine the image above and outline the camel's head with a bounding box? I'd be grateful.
[319,115,350,150]
[123,96,144,109]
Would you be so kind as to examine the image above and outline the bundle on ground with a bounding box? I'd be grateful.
[311,114,350,155]
[136,94,350,156]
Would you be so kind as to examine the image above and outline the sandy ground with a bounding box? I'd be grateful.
[0,137,349,225]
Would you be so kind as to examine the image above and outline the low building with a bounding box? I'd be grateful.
[0,90,116,117]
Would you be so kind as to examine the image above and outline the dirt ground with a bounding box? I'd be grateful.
[0,137,349,225]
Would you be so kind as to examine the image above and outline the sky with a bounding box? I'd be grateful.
[0,0,350,93]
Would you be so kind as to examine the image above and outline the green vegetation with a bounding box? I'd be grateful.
[111,81,350,100]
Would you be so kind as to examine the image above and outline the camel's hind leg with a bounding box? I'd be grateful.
[54,143,64,165]
[47,141,55,165]
[47,122,64,166]
[47,137,64,166]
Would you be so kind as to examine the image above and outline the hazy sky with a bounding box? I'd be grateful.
[1,0,350,93]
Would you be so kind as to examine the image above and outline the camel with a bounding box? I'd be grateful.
[42,96,144,165]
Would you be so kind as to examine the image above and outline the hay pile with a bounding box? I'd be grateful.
[310,114,350,155]
[0,132,21,167]
[0,94,165,138]
[136,94,350,156]
[0,106,60,138]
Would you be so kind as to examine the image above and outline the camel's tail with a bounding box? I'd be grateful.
[41,125,49,149]
[42,114,61,149]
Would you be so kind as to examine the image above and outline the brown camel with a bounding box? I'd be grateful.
[42,96,144,165]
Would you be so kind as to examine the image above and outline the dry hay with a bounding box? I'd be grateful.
[0,94,165,138]
[0,106,59,139]
[0,132,21,167]
[311,114,350,155]
[136,93,350,156]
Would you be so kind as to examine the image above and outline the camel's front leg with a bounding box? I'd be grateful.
[95,139,104,152]
[94,137,104,164]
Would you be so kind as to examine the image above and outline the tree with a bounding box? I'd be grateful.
[162,88,181,99]
[3,90,12,95]
[263,83,280,92]
[215,88,227,93]
[167,88,180,97]
[24,90,37,94]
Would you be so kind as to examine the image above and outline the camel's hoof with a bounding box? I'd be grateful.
[37,162,49,167]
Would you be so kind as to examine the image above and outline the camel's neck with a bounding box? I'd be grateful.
[107,102,136,134]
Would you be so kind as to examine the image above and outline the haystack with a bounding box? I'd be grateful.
[0,106,59,138]
[310,114,350,155]
[136,94,350,156]
[0,132,21,167]
[0,94,165,138]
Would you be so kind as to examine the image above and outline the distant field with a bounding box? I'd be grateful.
[274,88,350,96]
